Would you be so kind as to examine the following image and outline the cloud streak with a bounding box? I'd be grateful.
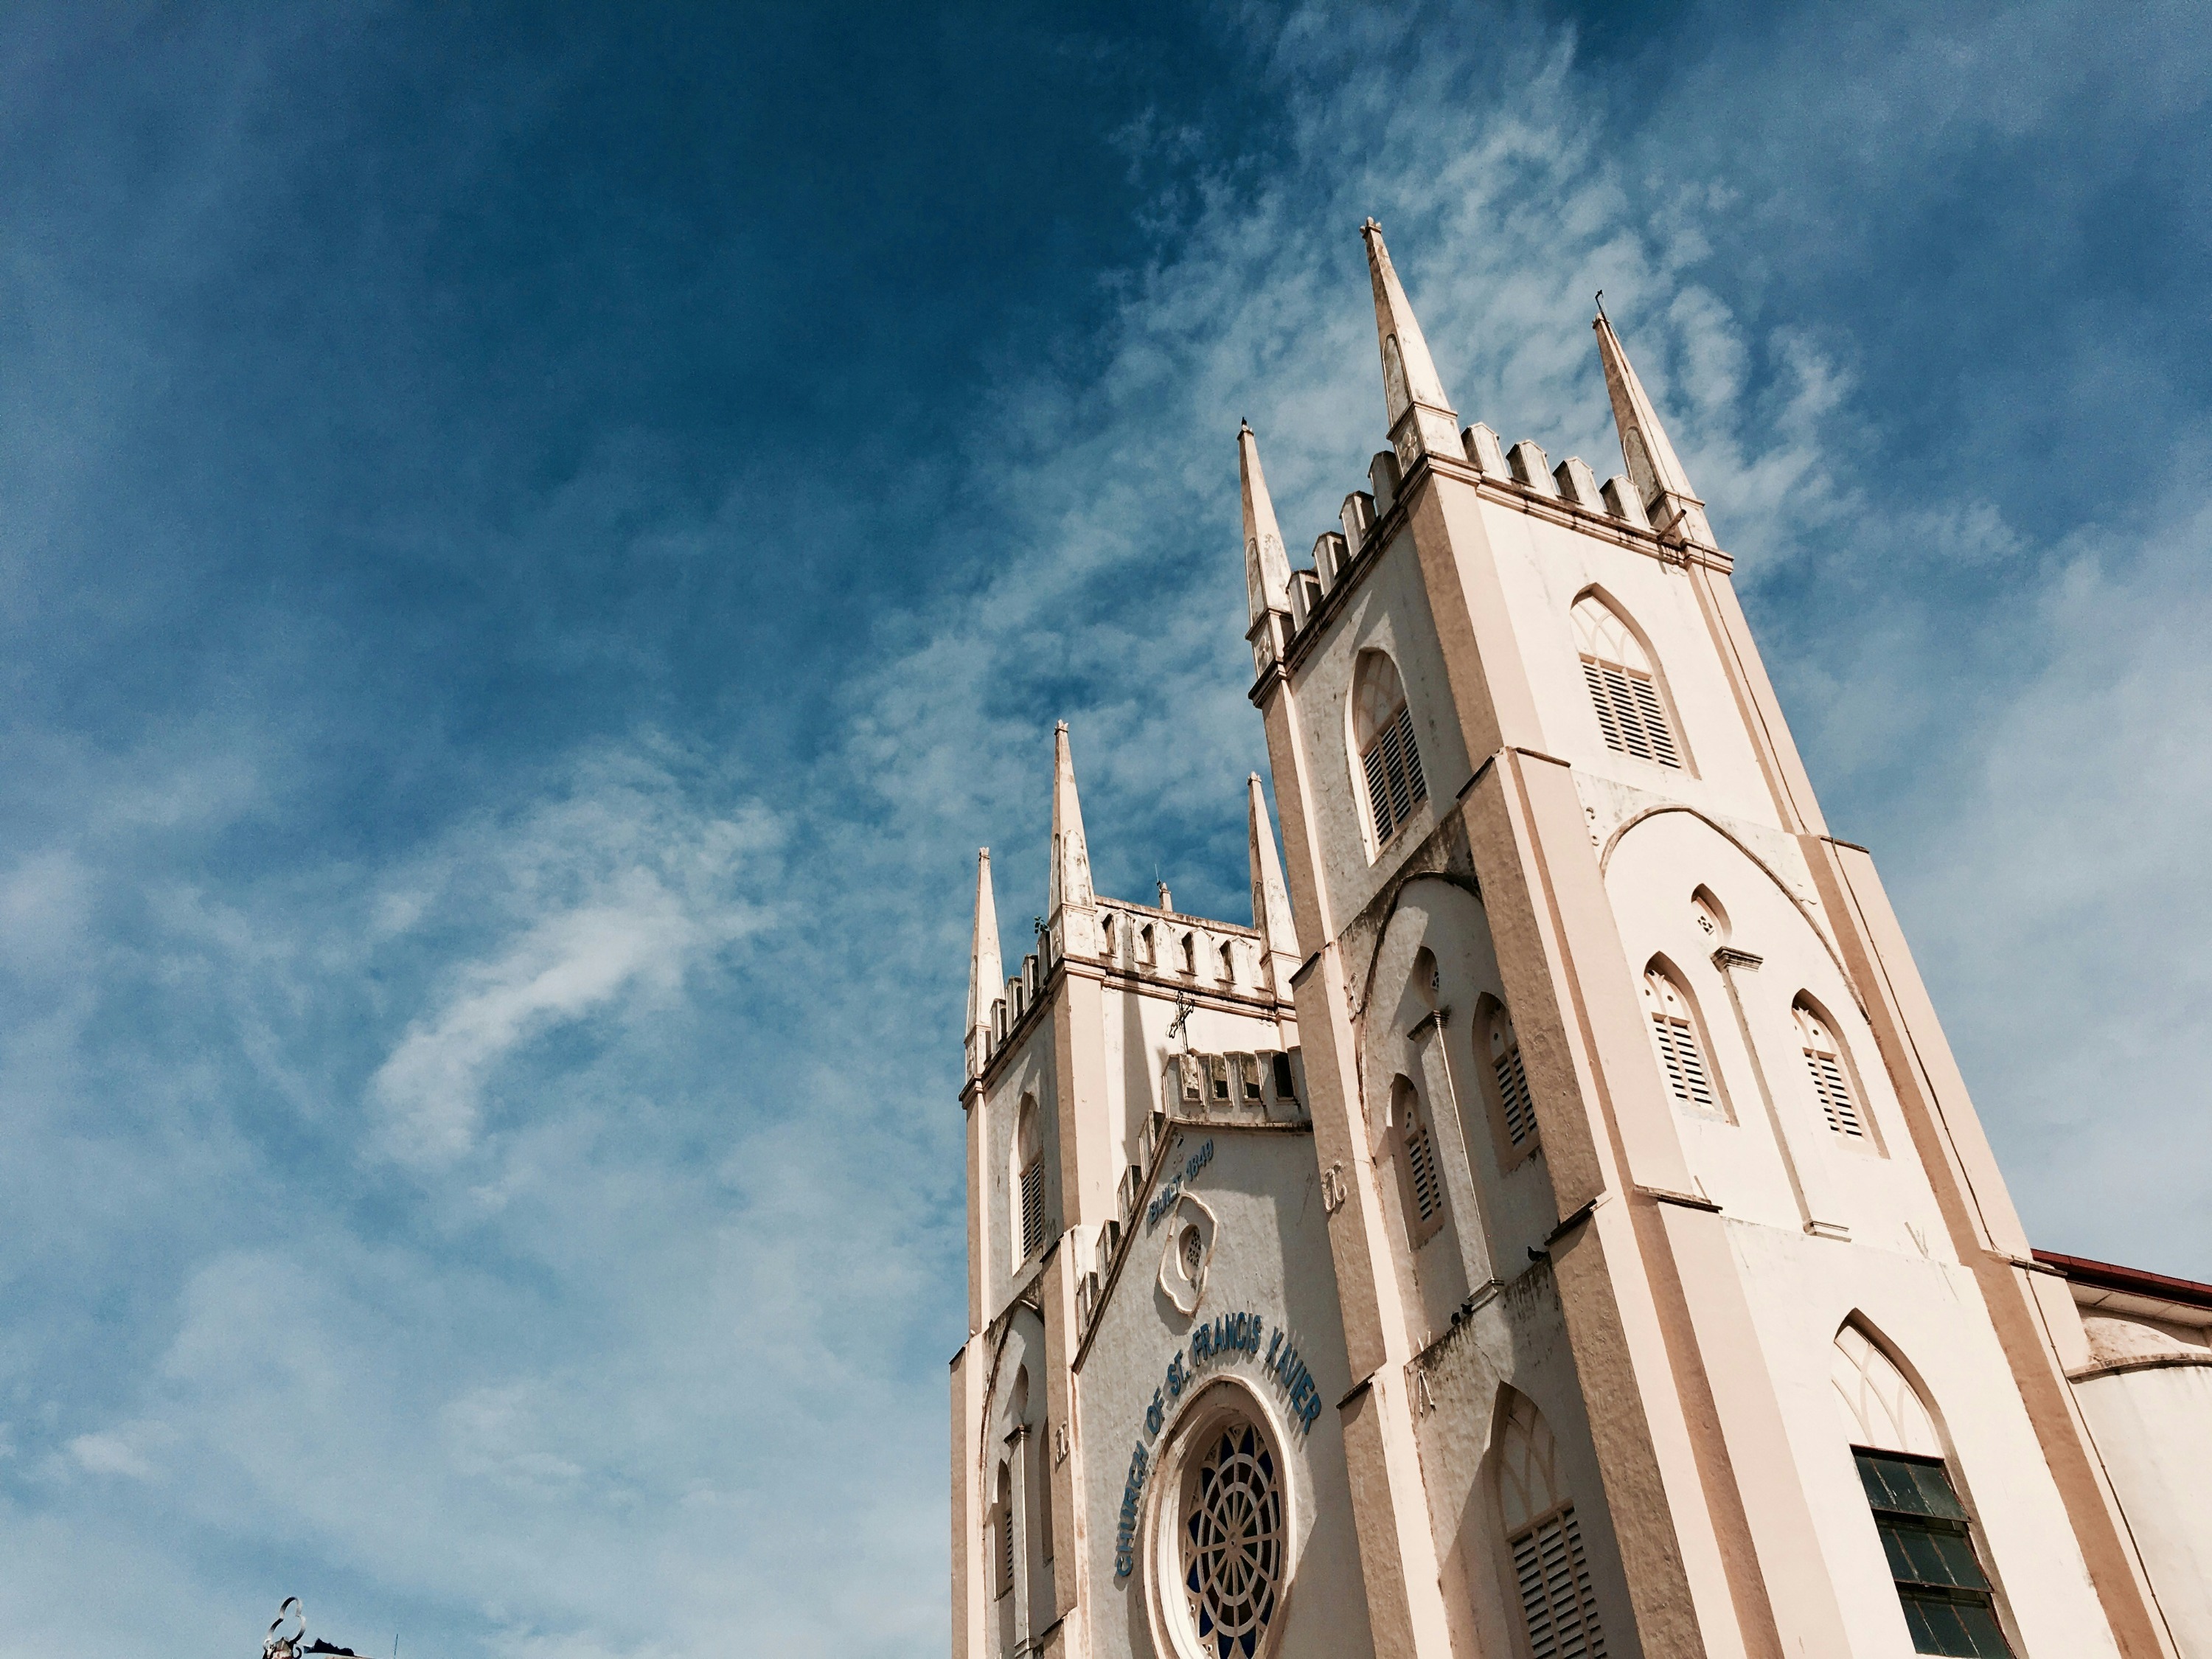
[0,4,2205,1657]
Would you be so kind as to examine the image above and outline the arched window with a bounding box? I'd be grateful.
[1644,963,1722,1118]
[1795,998,1865,1138]
[1220,939,1238,985]
[1391,1075,1444,1245]
[1573,594,1683,768]
[1181,933,1197,975]
[1833,1324,2011,1658]
[1101,912,1117,961]
[993,1462,1015,1601]
[1015,1096,1048,1261]
[1411,946,1441,1012]
[1141,923,1157,967]
[1353,650,1427,846]
[1495,1393,1607,1659]
[1489,1007,1538,1151]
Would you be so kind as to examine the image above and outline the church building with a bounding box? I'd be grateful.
[948,223,2212,1659]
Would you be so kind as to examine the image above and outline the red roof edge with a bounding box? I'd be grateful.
[2033,1249,2212,1313]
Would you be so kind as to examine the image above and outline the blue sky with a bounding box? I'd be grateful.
[1,3,2207,1654]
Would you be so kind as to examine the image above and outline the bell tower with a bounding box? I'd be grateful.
[1239,224,2183,1659]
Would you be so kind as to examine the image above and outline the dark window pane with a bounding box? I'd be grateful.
[1911,1461,1968,1520]
[1896,1525,1953,1585]
[1877,1518,1989,1591]
[1904,1595,1975,1657]
[1948,1601,2013,1658]
[1855,1450,1966,1520]
[1927,1530,1991,1590]
[1879,1525,1917,1582]
[1857,1451,2011,1657]
[1902,1592,2009,1658]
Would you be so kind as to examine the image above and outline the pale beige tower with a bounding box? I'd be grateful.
[953,224,2212,1659]
[1238,222,2207,1659]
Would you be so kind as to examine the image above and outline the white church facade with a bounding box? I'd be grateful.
[949,223,2212,1659]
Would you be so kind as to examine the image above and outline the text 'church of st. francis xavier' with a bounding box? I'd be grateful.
[949,223,2212,1659]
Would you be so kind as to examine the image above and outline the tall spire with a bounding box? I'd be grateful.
[1593,302,1715,550]
[1048,721,1093,917]
[1239,422,1292,625]
[965,848,1002,1080]
[1247,773,1299,990]
[1359,219,1461,470]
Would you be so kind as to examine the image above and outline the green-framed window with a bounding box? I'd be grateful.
[1853,1449,2011,1658]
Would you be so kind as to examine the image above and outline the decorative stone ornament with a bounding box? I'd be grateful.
[1158,1193,1218,1318]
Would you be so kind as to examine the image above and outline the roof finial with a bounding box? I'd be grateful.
[965,849,1002,1081]
[1238,423,1292,624]
[1048,723,1093,917]
[1357,219,1458,461]
[1592,307,1715,550]
[1247,773,1299,982]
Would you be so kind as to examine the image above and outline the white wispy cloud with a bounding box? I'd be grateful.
[66,1429,161,1481]
[0,6,2204,1659]
[366,751,779,1169]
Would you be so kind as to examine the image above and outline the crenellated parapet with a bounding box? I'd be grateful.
[1242,223,1730,691]
[975,894,1295,1078]
[1253,416,1673,679]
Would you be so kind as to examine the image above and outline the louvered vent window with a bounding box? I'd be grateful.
[1489,1010,1538,1150]
[1855,1450,2012,1658]
[994,1470,1015,1599]
[1020,1159,1047,1259]
[1353,651,1427,848]
[1391,1077,1444,1243]
[1499,1393,1606,1659]
[1644,968,1722,1117]
[1572,596,1682,769]
[1512,1506,1607,1659]
[1406,1111,1442,1224]
[1795,1001,1865,1138]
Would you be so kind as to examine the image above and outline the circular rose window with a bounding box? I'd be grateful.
[1180,1416,1284,1658]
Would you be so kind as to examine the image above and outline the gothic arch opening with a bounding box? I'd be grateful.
[1642,954,1728,1121]
[1350,648,1426,853]
[1489,1390,1608,1659]
[1477,995,1539,1164]
[1014,1095,1048,1263]
[1794,990,1880,1151]
[1571,588,1690,772]
[1388,1074,1445,1248]
[1832,1320,2015,1657]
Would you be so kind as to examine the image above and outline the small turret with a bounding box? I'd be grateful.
[1240,422,1295,674]
[1239,422,1293,623]
[1360,218,1462,472]
[1247,773,1301,994]
[1593,302,1716,550]
[966,849,1003,1080]
[1048,722,1098,957]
